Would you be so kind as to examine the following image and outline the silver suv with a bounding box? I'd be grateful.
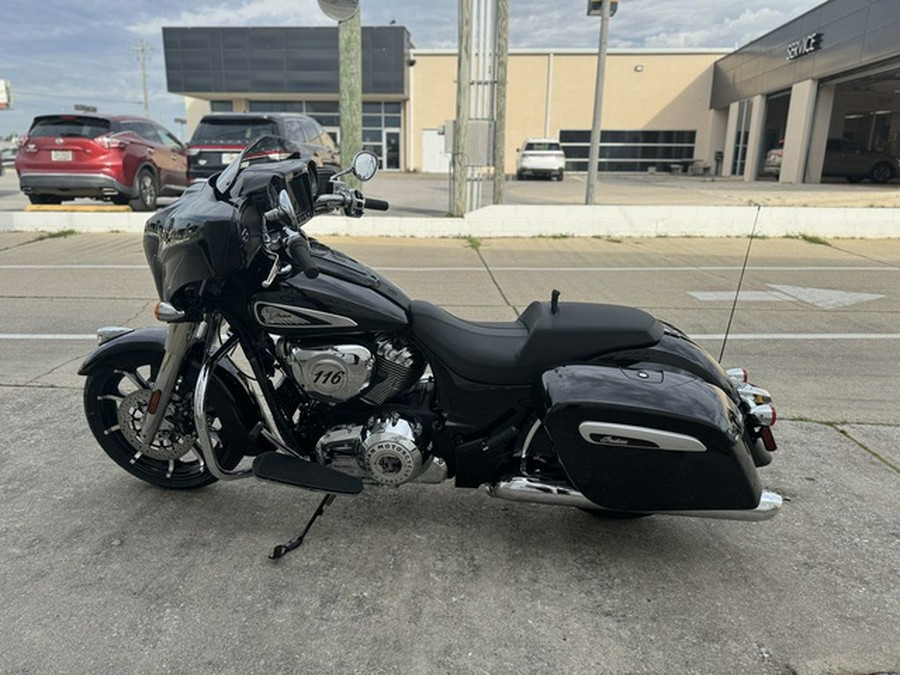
[516,138,566,181]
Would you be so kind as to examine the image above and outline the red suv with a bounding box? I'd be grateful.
[15,114,188,210]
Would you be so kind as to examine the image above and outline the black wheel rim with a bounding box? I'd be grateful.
[86,354,226,487]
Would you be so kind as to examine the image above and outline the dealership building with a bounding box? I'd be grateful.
[162,0,900,183]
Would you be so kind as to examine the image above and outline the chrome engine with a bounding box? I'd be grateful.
[315,413,446,486]
[277,336,424,405]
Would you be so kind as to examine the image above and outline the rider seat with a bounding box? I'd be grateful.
[409,300,664,385]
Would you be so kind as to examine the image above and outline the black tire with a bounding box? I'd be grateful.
[846,175,864,184]
[557,171,565,181]
[516,171,524,180]
[579,508,649,519]
[870,162,894,184]
[28,194,62,205]
[83,350,245,489]
[131,168,158,211]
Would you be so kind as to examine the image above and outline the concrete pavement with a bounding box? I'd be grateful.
[1,232,898,673]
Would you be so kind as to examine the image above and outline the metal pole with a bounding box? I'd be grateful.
[339,9,362,184]
[134,39,150,117]
[585,0,611,205]
[492,0,509,204]
[453,0,472,217]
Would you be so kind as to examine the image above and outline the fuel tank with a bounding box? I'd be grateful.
[250,239,411,335]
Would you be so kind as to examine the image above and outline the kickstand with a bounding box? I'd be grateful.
[269,493,336,560]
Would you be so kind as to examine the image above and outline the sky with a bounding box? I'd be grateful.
[0,0,825,140]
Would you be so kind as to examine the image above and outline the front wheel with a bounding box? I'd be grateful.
[83,350,244,489]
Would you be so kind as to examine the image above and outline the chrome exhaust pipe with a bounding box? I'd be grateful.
[487,477,782,522]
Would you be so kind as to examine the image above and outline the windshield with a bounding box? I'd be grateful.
[190,118,278,145]
[524,141,562,152]
[30,116,112,139]
[213,135,303,194]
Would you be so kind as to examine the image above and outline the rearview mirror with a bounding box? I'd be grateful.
[351,151,378,182]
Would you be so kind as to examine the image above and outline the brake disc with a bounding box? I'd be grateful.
[117,389,196,461]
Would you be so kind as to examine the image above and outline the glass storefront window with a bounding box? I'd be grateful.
[559,129,697,172]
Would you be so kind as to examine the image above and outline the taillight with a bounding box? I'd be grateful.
[727,368,748,384]
[95,134,128,150]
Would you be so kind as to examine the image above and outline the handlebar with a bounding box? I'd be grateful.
[285,233,319,279]
[364,197,390,211]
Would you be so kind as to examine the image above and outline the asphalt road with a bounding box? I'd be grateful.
[1,232,899,673]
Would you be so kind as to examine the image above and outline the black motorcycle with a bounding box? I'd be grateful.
[80,136,781,557]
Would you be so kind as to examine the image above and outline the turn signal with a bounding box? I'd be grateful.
[750,403,776,427]
[154,301,186,322]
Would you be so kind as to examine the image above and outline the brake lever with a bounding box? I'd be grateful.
[261,254,291,289]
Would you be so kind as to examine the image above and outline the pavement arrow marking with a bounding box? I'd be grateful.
[766,284,884,309]
[690,285,884,309]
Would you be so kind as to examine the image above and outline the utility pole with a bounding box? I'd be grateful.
[134,39,150,117]
[339,8,362,181]
[492,0,509,204]
[452,0,472,217]
[585,0,612,205]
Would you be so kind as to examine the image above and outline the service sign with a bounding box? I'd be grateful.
[786,32,822,61]
[0,80,10,110]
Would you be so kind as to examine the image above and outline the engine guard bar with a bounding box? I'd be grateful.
[193,331,254,481]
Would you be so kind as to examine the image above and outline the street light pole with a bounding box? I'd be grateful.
[585,0,612,205]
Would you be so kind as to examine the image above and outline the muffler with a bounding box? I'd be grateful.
[487,477,782,522]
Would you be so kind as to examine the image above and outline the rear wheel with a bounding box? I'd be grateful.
[83,350,245,489]
[131,168,158,211]
[870,162,894,184]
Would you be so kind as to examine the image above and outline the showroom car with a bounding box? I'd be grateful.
[764,138,898,183]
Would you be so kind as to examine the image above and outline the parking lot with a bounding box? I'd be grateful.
[3,166,900,217]
[1,230,898,673]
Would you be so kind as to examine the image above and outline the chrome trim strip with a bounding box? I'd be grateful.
[578,422,707,452]
[252,301,358,330]
[96,326,133,345]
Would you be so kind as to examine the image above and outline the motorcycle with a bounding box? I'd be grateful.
[80,136,781,558]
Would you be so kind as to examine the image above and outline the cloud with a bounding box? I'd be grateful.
[0,0,829,137]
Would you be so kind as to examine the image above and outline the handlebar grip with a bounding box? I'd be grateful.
[287,237,319,279]
[365,197,390,211]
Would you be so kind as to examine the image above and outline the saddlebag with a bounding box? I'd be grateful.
[541,365,761,512]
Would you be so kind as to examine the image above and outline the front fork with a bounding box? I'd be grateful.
[139,312,255,481]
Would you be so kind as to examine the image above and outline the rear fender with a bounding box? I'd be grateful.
[594,327,737,401]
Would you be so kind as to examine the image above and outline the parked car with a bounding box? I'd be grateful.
[764,138,899,183]
[15,114,187,210]
[516,138,566,180]
[186,113,341,183]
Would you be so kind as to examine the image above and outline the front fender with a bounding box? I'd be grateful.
[78,327,166,375]
[78,326,261,441]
